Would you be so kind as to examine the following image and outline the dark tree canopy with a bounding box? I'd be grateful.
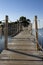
[19,16,31,27]
[19,16,26,21]
[27,19,31,22]
[0,21,2,24]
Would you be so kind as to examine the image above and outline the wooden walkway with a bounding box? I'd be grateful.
[0,28,43,65]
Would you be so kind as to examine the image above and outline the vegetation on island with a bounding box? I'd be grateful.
[0,16,31,36]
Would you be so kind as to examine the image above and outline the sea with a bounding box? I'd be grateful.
[0,29,43,53]
[0,36,12,53]
[38,29,43,48]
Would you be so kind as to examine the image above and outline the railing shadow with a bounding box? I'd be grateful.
[7,48,43,60]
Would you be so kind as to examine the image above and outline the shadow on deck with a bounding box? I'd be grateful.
[5,48,43,60]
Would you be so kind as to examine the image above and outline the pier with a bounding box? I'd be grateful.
[0,15,43,65]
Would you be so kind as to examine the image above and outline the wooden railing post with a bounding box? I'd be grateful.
[17,20,19,33]
[5,15,8,49]
[18,21,19,33]
[30,23,32,35]
[35,16,39,50]
[0,24,2,38]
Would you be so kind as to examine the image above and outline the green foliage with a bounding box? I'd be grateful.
[27,19,30,21]
[19,16,31,27]
[0,21,2,24]
[19,16,26,21]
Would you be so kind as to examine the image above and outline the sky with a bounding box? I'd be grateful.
[0,0,43,27]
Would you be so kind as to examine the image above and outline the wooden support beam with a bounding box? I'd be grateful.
[35,16,40,50]
[5,15,8,49]
[31,23,32,35]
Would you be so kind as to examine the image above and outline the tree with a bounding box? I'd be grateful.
[27,19,30,21]
[19,16,31,27]
[19,16,26,22]
[0,21,2,24]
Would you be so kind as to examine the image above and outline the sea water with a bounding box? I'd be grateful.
[38,29,43,48]
[0,36,5,52]
[0,36,12,53]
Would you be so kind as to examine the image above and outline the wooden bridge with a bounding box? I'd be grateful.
[0,27,43,65]
[0,15,43,65]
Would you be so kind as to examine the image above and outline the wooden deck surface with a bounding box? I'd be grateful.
[0,28,43,65]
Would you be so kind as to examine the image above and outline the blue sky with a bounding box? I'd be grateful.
[0,0,43,27]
